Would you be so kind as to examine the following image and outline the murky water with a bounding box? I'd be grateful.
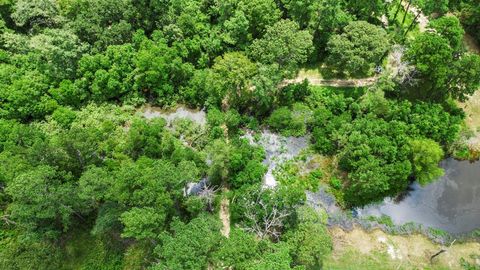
[358,159,480,234]
[243,130,309,187]
[142,104,207,126]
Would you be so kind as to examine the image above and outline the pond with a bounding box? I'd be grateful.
[358,158,480,234]
[242,130,309,187]
[142,104,207,126]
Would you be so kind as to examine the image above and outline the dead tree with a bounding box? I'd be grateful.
[240,189,290,240]
[430,239,456,263]
[389,45,417,86]
[198,184,218,212]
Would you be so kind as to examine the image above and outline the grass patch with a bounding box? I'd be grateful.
[324,249,450,270]
[310,85,367,99]
[366,215,395,228]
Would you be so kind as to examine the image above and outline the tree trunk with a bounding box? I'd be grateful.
[393,0,403,21]
[401,0,413,25]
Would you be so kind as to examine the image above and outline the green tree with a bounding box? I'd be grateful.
[267,103,313,137]
[410,138,444,185]
[280,0,320,28]
[217,0,281,46]
[28,29,88,82]
[62,0,136,50]
[11,0,61,30]
[0,236,62,270]
[0,70,57,120]
[405,32,453,100]
[134,34,194,106]
[120,207,165,240]
[284,206,332,269]
[345,0,385,20]
[243,242,294,270]
[212,228,260,269]
[249,19,313,76]
[428,16,465,51]
[124,117,167,159]
[447,53,480,102]
[153,215,222,270]
[326,21,389,76]
[338,117,412,206]
[5,165,86,235]
[311,0,353,54]
[406,32,480,101]
[77,43,136,102]
[208,52,257,111]
[420,0,449,15]
[48,79,86,107]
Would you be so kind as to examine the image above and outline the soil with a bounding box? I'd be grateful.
[219,195,230,237]
[330,226,480,269]
[282,76,378,88]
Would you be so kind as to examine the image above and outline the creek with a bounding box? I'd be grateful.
[358,158,480,234]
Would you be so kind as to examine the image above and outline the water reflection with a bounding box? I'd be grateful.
[242,130,309,187]
[142,104,207,126]
[358,158,480,234]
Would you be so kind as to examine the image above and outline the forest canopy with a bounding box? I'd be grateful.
[0,0,479,269]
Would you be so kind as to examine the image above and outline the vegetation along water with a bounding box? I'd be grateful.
[0,0,479,269]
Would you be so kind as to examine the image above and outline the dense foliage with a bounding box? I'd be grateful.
[0,0,478,269]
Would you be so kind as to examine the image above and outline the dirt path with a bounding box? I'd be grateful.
[283,76,379,88]
[219,194,230,237]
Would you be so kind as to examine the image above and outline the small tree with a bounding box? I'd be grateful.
[410,138,444,185]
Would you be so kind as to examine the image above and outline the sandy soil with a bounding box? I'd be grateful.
[219,195,230,237]
[329,226,480,270]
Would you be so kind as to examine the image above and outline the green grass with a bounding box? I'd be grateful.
[366,215,395,228]
[310,85,367,99]
[324,249,451,270]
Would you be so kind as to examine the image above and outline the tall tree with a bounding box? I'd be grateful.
[249,19,313,76]
[5,165,86,235]
[326,21,389,76]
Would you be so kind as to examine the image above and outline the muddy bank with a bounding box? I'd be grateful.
[141,104,207,126]
[242,130,309,187]
[327,226,480,270]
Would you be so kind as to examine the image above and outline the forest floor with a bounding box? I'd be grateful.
[325,226,480,270]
